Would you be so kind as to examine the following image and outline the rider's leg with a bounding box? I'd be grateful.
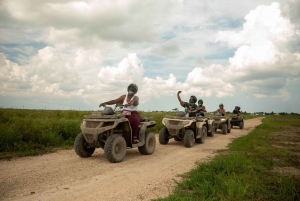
[127,112,141,142]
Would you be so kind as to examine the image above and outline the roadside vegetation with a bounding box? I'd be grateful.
[154,116,300,201]
[0,108,259,159]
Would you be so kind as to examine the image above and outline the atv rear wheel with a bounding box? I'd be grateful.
[159,127,169,145]
[222,124,228,135]
[74,133,95,157]
[184,129,194,148]
[138,132,156,155]
[196,126,207,144]
[239,121,244,129]
[104,134,126,163]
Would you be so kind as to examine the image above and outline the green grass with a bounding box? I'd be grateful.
[0,109,262,159]
[154,116,300,201]
[0,109,90,158]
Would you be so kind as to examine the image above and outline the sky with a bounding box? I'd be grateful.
[0,0,299,113]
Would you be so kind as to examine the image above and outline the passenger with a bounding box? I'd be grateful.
[99,83,141,143]
[216,103,226,116]
[177,91,197,117]
[232,106,241,116]
[197,99,207,116]
[238,107,242,114]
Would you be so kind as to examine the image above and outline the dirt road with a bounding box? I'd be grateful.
[0,117,263,201]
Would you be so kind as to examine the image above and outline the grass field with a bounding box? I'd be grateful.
[154,115,300,201]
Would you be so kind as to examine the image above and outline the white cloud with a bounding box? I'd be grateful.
[97,53,144,85]
[0,1,300,113]
[253,94,267,98]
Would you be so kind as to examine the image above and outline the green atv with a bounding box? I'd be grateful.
[74,104,156,163]
[230,114,244,129]
[210,112,231,134]
[159,111,215,148]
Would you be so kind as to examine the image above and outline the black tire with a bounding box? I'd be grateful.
[184,129,194,148]
[104,134,126,163]
[138,132,156,155]
[222,124,228,135]
[227,124,231,133]
[196,126,207,144]
[159,127,169,145]
[74,133,95,157]
[239,121,244,129]
[215,128,217,132]
[174,136,182,141]
[208,124,215,137]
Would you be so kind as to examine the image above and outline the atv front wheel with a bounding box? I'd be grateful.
[74,133,95,157]
[239,121,244,129]
[222,124,228,135]
[138,132,156,155]
[159,127,169,145]
[208,124,215,137]
[184,129,194,148]
[104,134,126,163]
[196,126,207,144]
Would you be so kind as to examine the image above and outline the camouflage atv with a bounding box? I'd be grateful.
[210,113,231,134]
[230,114,244,129]
[74,105,156,163]
[159,111,215,148]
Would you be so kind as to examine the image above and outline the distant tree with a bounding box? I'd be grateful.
[172,108,178,112]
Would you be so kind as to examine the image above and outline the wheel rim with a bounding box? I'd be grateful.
[114,142,124,156]
[148,137,155,150]
[189,133,193,144]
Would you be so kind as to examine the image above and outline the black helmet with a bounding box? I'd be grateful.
[128,83,138,93]
[190,95,197,103]
[235,106,238,109]
[219,103,224,107]
[198,99,203,104]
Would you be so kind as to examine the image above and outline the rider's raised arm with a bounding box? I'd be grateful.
[177,91,184,107]
[99,95,126,107]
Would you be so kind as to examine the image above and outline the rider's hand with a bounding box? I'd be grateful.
[177,91,182,95]
[99,103,105,107]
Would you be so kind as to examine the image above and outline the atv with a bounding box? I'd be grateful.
[159,111,215,148]
[210,112,231,134]
[230,114,244,129]
[74,104,156,163]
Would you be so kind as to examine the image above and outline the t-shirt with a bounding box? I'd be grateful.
[183,102,197,112]
[233,110,239,114]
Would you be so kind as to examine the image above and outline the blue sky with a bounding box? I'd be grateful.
[0,0,299,113]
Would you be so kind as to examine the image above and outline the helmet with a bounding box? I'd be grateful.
[235,106,238,109]
[190,95,197,103]
[198,99,203,104]
[127,83,138,93]
[219,103,224,107]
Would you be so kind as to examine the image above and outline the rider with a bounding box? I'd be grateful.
[197,99,207,116]
[177,91,197,117]
[99,83,141,143]
[216,103,226,116]
[232,106,241,116]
